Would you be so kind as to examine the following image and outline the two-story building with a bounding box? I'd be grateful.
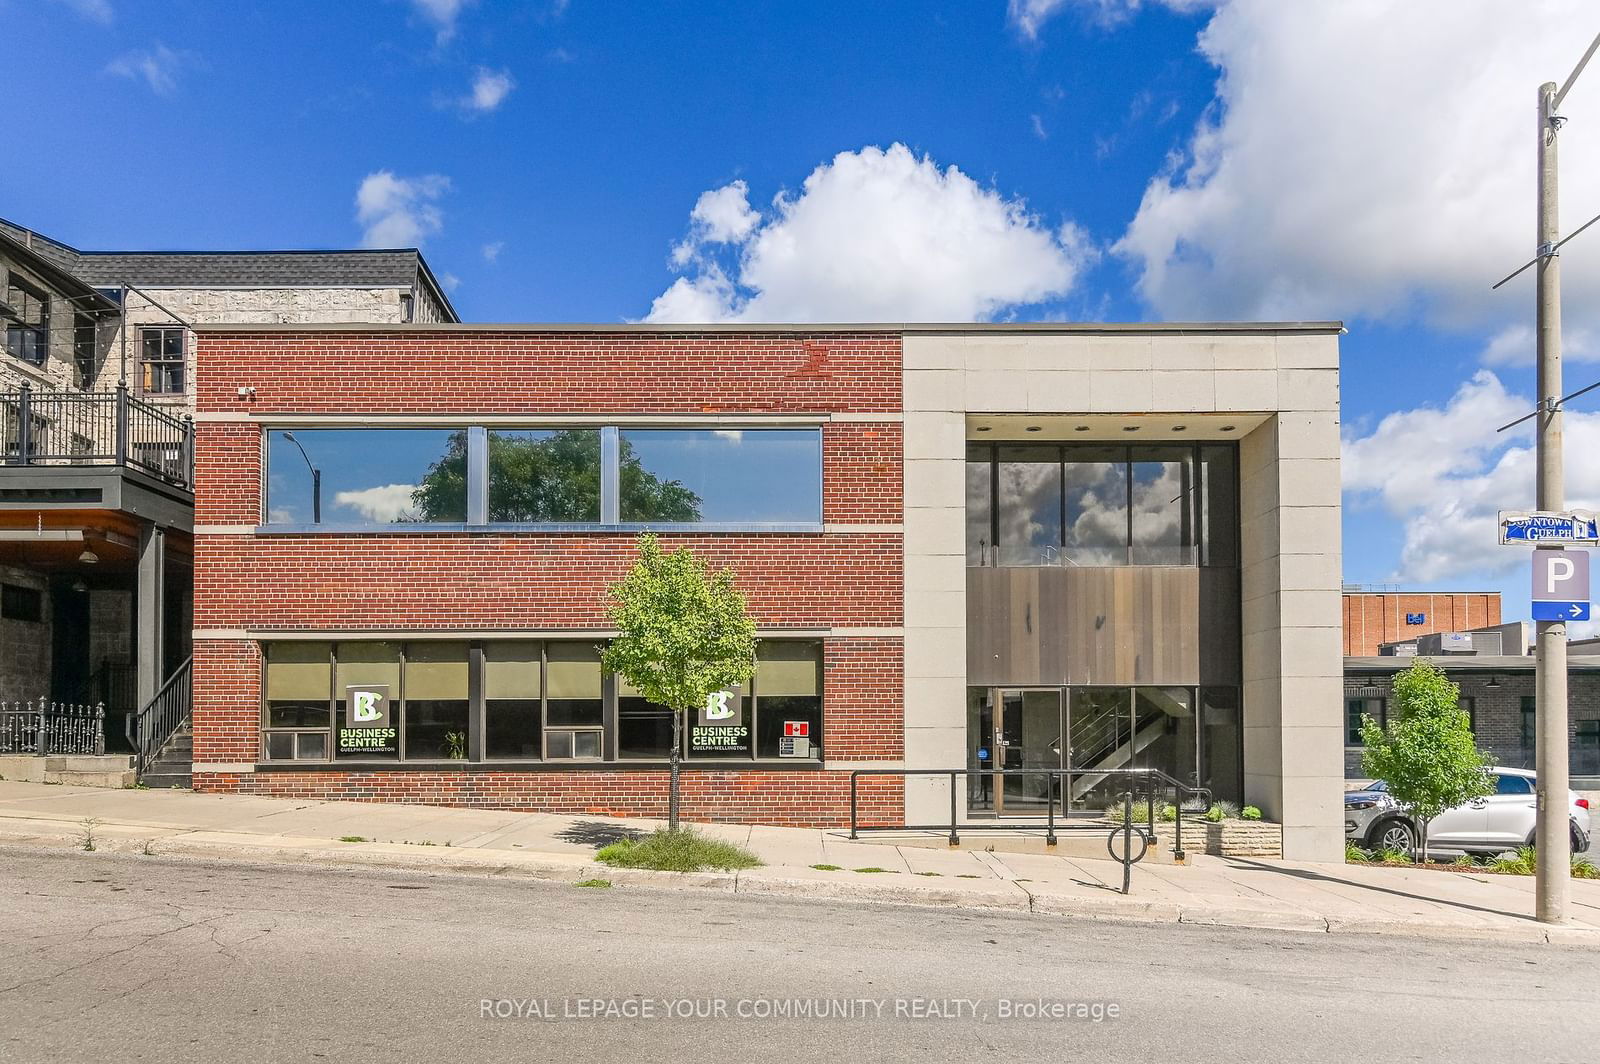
[0,218,456,779]
[188,321,1346,859]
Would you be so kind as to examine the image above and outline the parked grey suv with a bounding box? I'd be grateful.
[1345,768,1591,856]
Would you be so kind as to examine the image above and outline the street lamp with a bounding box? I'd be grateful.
[280,431,321,524]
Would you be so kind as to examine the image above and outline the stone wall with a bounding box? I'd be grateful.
[0,565,51,699]
[1,246,88,394]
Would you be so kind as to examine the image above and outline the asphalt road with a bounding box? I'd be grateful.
[1,844,1595,1064]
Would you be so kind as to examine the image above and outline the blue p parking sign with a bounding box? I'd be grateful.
[1531,550,1590,622]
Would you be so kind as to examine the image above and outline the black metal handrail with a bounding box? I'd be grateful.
[848,766,1213,863]
[0,699,106,756]
[126,657,192,780]
[1,383,194,489]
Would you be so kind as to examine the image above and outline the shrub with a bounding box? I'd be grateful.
[1240,805,1263,821]
[1374,847,1412,864]
[1160,803,1178,822]
[1452,853,1477,868]
[1573,857,1600,880]
[1344,841,1370,863]
[596,828,762,872]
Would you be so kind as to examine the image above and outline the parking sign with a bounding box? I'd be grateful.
[1531,549,1590,621]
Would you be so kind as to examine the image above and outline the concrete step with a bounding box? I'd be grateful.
[141,771,191,790]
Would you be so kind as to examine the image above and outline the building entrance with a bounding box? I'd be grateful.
[967,686,1203,818]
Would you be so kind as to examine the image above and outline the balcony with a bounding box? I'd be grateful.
[1,384,193,491]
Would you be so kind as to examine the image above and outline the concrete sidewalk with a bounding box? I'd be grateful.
[2,780,1598,944]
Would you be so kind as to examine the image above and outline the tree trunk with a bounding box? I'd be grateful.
[1417,817,1429,865]
[668,708,682,833]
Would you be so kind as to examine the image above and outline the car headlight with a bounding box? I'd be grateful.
[1346,800,1380,810]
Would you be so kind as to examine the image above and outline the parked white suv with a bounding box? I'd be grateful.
[1345,767,1591,856]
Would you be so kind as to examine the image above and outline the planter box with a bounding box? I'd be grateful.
[1199,817,1282,858]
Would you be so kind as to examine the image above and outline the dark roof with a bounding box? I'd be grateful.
[70,249,426,288]
[0,231,119,313]
[0,217,458,322]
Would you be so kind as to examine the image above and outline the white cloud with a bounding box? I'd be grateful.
[334,484,420,523]
[1114,0,1600,333]
[670,181,760,266]
[354,171,450,248]
[461,67,515,113]
[1342,370,1600,583]
[482,241,504,263]
[412,0,473,43]
[1030,114,1048,140]
[441,272,462,290]
[646,144,1093,323]
[1480,322,1600,366]
[1007,0,1211,37]
[106,43,184,95]
[55,0,113,23]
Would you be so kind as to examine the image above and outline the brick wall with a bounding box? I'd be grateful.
[191,329,906,826]
[1343,592,1503,656]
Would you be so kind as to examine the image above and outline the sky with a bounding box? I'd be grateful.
[8,0,1600,628]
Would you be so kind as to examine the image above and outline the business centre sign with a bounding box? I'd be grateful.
[690,686,749,756]
[339,684,397,754]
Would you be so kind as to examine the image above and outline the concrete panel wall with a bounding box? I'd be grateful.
[903,329,1343,855]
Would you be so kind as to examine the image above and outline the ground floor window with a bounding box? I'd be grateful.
[964,684,1241,816]
[260,637,823,765]
[1346,696,1384,744]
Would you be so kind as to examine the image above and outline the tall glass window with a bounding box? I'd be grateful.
[403,642,469,760]
[485,642,541,760]
[265,429,466,526]
[1199,687,1243,807]
[996,445,1062,566]
[487,430,601,522]
[1063,446,1128,566]
[753,642,822,760]
[619,428,822,524]
[1199,445,1238,566]
[545,643,603,759]
[965,443,993,566]
[1130,448,1193,565]
[617,677,674,759]
[262,642,330,761]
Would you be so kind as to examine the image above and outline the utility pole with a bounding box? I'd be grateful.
[1534,78,1570,924]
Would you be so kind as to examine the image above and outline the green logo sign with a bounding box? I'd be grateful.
[340,684,396,754]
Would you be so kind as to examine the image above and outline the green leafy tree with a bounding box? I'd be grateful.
[601,533,757,831]
[410,431,701,523]
[1360,659,1493,863]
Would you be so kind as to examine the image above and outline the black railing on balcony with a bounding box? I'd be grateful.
[0,383,193,489]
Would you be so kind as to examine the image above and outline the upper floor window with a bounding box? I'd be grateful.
[2,273,49,367]
[967,442,1236,567]
[262,424,823,530]
[140,327,186,394]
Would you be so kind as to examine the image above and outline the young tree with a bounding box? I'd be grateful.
[1359,659,1494,863]
[601,534,757,832]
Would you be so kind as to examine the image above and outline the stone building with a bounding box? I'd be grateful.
[0,217,456,775]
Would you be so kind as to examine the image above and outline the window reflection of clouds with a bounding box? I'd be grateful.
[266,429,462,526]
[1130,456,1188,564]
[996,447,1060,566]
[1064,451,1126,565]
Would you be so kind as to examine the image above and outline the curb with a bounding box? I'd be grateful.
[2,824,1597,946]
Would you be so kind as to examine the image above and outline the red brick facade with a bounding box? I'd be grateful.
[1342,592,1503,657]
[191,328,905,828]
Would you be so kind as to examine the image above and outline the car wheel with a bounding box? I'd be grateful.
[1369,818,1415,853]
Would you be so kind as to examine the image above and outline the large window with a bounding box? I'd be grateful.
[264,639,823,765]
[968,443,1235,567]
[262,425,823,529]
[487,429,602,522]
[265,428,467,526]
[619,429,822,524]
[139,327,186,394]
[3,273,49,366]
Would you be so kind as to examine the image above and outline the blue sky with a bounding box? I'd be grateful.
[9,0,1600,626]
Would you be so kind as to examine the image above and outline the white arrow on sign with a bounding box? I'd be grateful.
[1572,604,1586,618]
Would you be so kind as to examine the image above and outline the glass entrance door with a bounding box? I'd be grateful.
[994,689,1063,816]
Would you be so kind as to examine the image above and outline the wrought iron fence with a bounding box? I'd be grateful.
[0,383,193,489]
[0,700,107,756]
